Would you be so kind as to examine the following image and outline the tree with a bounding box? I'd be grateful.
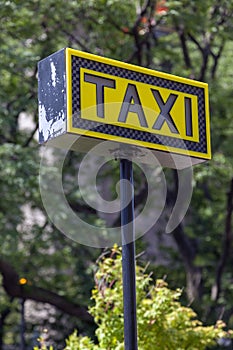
[0,0,233,348]
[35,247,233,349]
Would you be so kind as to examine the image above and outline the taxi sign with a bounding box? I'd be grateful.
[38,48,211,168]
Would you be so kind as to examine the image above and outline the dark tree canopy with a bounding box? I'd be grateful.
[0,0,233,348]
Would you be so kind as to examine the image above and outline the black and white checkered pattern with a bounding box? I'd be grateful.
[71,55,207,154]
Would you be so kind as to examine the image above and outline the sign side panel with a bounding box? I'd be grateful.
[38,48,66,143]
[66,48,73,134]
[204,85,211,159]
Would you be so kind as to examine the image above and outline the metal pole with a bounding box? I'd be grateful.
[120,158,138,350]
[20,299,26,350]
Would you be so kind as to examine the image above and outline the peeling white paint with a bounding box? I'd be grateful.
[51,61,56,87]
[39,103,66,142]
[50,111,66,138]
[39,103,50,141]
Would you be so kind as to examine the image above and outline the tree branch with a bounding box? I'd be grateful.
[211,178,233,301]
[177,27,192,69]
[188,33,210,81]
[169,170,202,302]
[23,121,38,147]
[210,40,225,79]
[0,258,93,323]
[60,28,90,52]
[188,33,203,53]
[172,222,202,302]
[131,0,156,66]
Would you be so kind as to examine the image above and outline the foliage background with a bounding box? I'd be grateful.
[0,0,233,348]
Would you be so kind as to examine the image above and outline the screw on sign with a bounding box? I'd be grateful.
[38,48,211,350]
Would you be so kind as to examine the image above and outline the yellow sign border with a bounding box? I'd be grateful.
[66,48,211,160]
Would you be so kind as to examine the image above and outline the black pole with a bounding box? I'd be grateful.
[20,299,26,350]
[120,159,138,350]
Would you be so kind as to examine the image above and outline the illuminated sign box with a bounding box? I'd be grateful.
[38,48,211,169]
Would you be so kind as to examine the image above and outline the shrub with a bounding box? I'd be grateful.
[35,246,232,349]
